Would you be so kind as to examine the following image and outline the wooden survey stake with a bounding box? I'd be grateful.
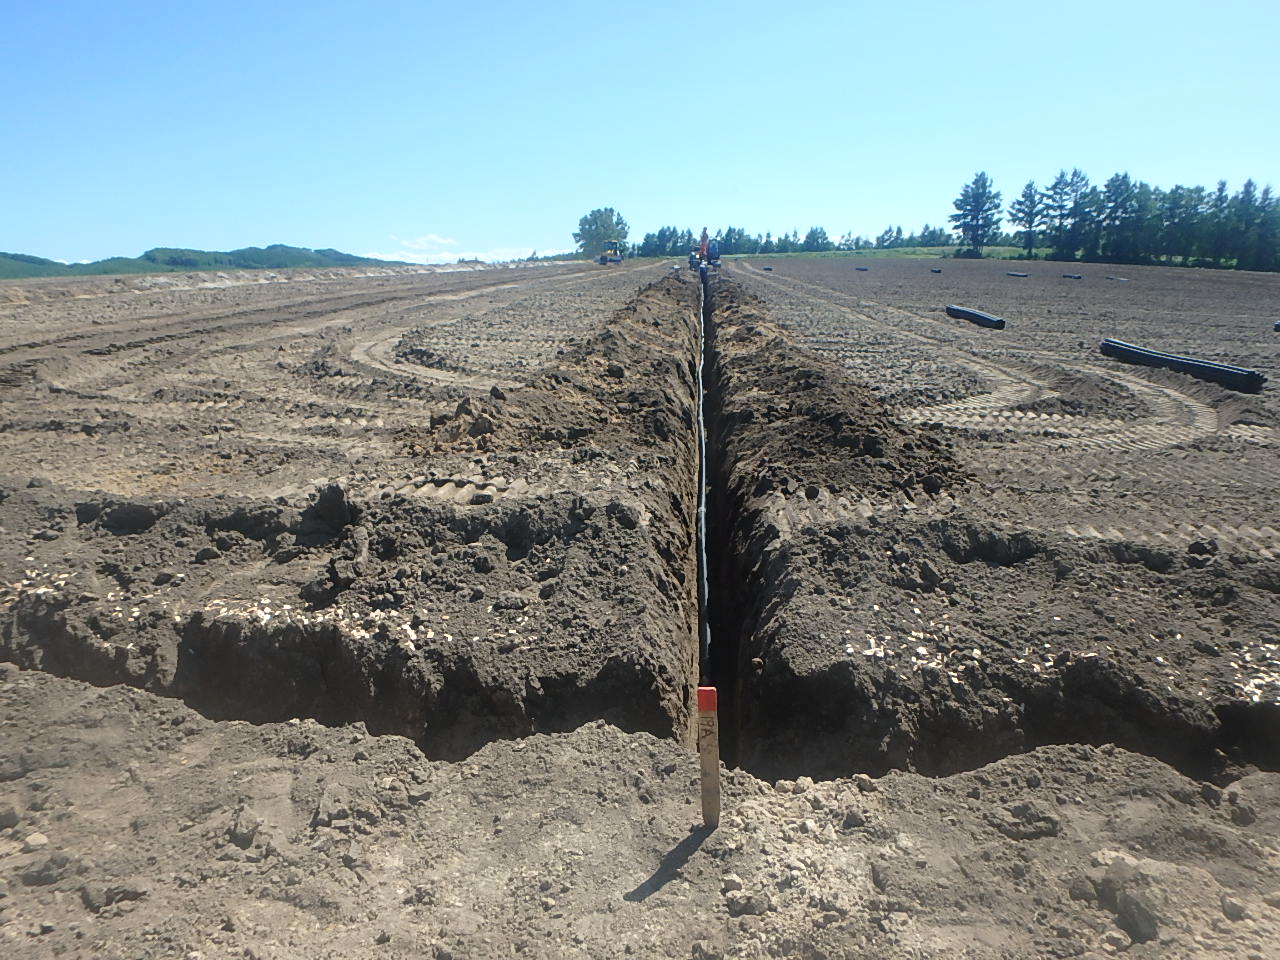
[697,685,720,828]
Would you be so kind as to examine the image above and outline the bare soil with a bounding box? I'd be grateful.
[724,260,1280,783]
[0,260,701,756]
[1,257,1278,958]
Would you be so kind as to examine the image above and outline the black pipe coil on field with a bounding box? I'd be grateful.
[1062,273,1082,279]
[1006,271,1028,277]
[930,268,942,273]
[1274,320,1279,331]
[855,266,869,271]
[1100,338,1266,393]
[946,304,1006,329]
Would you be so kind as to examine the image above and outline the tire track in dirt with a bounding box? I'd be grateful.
[729,261,1277,560]
[732,261,1220,443]
[344,260,658,390]
[0,262,663,501]
[732,262,1062,417]
[0,263,623,370]
[0,289,415,359]
[734,261,1220,451]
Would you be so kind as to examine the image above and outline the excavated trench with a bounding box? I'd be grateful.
[697,270,746,765]
[694,272,1280,786]
[4,269,1278,787]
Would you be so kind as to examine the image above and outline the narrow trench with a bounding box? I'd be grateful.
[695,273,712,682]
[696,270,744,766]
[12,271,1275,788]
[689,271,1279,787]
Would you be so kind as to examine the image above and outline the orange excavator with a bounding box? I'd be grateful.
[690,228,721,270]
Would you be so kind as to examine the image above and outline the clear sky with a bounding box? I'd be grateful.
[4,0,1277,264]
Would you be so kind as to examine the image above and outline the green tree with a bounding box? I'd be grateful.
[802,227,833,251]
[1204,181,1231,265]
[638,227,683,258]
[1159,185,1204,264]
[1255,186,1280,272]
[573,208,628,258]
[1045,169,1092,259]
[917,224,951,246]
[720,226,757,255]
[1101,172,1145,262]
[1043,169,1087,258]
[1229,179,1264,269]
[1132,182,1164,262]
[1071,186,1105,261]
[949,172,1003,255]
[1042,170,1071,254]
[1007,180,1048,258]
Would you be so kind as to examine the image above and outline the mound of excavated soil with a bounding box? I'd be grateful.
[704,275,1280,784]
[3,667,1278,960]
[1,272,705,759]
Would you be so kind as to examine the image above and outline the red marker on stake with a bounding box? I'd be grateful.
[697,686,720,828]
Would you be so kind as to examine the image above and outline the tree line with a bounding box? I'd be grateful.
[953,169,1279,270]
[582,167,1280,273]
[633,223,958,258]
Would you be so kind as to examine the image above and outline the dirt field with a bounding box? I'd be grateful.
[724,257,1280,783]
[1,257,1278,958]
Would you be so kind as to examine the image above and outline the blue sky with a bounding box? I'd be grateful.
[3,0,1277,264]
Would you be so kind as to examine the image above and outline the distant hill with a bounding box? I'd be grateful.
[0,244,405,280]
